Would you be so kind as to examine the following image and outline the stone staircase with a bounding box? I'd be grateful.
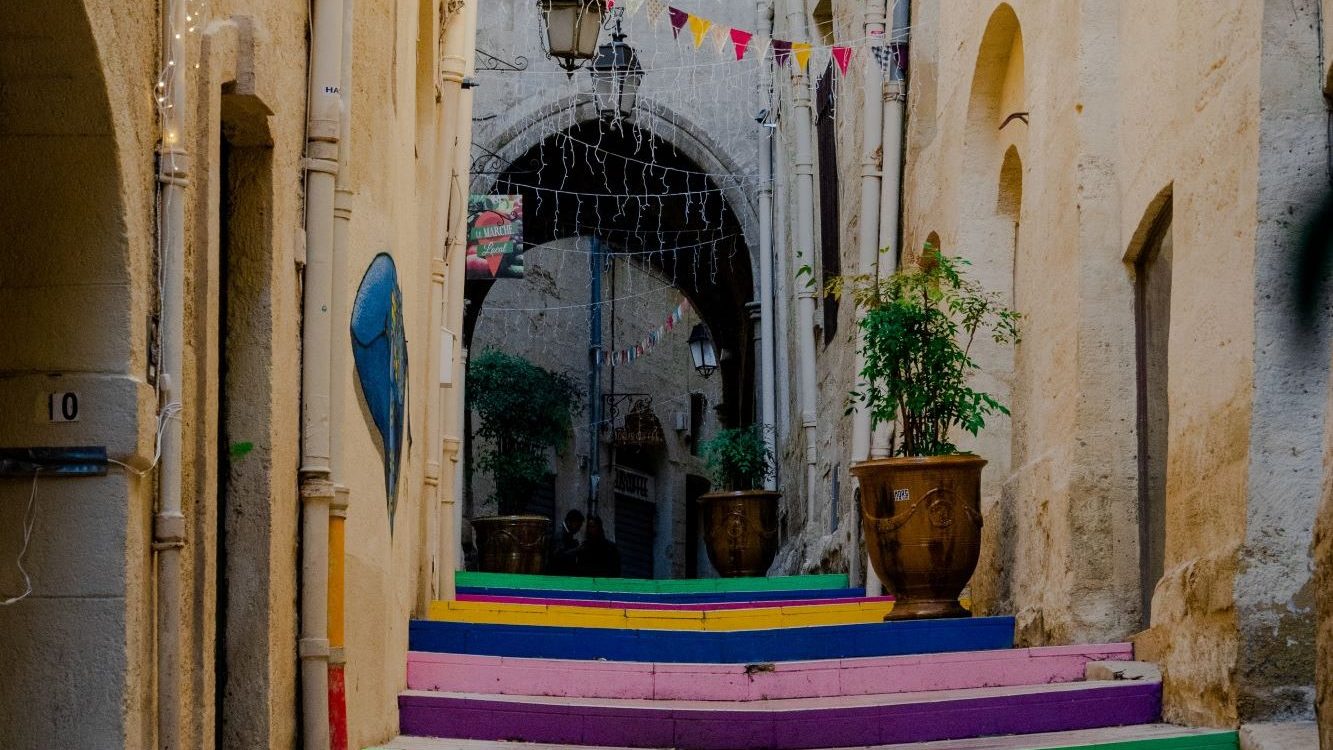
[373,573,1240,750]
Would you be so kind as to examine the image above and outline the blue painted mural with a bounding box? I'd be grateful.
[351,253,409,528]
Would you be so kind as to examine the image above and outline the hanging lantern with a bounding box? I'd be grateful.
[688,323,719,378]
[538,0,608,73]
[590,30,643,123]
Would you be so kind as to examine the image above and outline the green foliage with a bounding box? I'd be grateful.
[467,349,582,514]
[700,425,775,491]
[827,245,1021,457]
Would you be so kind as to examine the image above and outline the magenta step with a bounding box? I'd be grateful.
[397,680,1162,749]
[407,643,1133,701]
[455,593,883,610]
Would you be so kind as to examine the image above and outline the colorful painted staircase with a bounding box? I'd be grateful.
[377,574,1240,750]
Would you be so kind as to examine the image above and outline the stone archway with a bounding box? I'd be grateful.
[0,2,146,746]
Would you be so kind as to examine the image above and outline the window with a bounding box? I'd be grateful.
[816,62,840,346]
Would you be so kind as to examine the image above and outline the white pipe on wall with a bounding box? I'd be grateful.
[431,0,473,602]
[872,0,909,463]
[444,0,479,591]
[757,0,777,491]
[329,0,354,637]
[782,0,820,527]
[299,0,344,743]
[155,0,189,745]
[853,2,891,596]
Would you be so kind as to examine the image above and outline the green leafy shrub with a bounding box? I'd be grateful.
[700,425,774,491]
[467,349,582,514]
[828,245,1021,457]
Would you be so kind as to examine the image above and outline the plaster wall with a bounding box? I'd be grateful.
[0,0,464,746]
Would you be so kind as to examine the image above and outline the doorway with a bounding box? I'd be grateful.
[1134,200,1172,628]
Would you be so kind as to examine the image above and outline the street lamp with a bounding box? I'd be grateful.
[590,26,642,124]
[538,0,607,73]
[688,323,719,378]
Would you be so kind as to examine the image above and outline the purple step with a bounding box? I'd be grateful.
[397,680,1163,750]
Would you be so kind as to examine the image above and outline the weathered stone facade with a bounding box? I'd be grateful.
[763,0,1329,734]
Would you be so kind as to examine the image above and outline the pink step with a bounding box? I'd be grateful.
[455,593,883,610]
[407,642,1133,701]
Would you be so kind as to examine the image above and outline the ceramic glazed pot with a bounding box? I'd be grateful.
[697,490,781,578]
[472,515,551,574]
[853,455,986,620]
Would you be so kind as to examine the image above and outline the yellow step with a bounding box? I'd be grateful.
[425,599,900,631]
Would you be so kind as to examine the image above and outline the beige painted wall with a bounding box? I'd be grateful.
[0,0,463,747]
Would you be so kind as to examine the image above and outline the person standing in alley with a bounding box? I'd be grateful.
[548,509,584,575]
[575,516,621,578]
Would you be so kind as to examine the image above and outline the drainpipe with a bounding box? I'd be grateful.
[432,0,471,603]
[327,0,354,744]
[852,2,892,596]
[155,0,188,745]
[300,0,344,744]
[782,0,820,527]
[871,0,910,465]
[447,0,478,592]
[757,0,777,491]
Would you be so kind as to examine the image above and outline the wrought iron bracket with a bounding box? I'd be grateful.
[476,48,529,72]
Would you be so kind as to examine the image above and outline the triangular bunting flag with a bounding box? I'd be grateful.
[645,0,667,25]
[710,23,730,54]
[668,7,689,38]
[792,42,812,71]
[623,0,645,16]
[832,45,853,75]
[687,14,712,48]
[772,39,792,67]
[730,28,753,60]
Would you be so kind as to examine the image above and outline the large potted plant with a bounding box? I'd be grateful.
[834,247,1019,619]
[697,425,781,577]
[467,350,582,573]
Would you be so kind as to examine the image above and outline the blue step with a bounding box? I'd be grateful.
[409,616,1016,664]
[456,586,867,604]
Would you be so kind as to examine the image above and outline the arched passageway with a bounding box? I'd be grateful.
[0,2,144,745]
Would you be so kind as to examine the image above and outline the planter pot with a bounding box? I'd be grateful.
[698,490,781,578]
[472,515,551,574]
[852,455,986,620]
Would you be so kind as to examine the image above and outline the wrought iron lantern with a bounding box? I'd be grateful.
[538,0,607,73]
[688,323,719,379]
[590,28,643,123]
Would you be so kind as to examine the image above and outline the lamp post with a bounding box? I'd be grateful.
[590,20,643,125]
[689,323,719,378]
[538,0,608,73]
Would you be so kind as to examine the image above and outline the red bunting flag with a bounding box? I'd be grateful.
[772,39,792,68]
[832,45,853,75]
[730,28,753,60]
[668,7,690,38]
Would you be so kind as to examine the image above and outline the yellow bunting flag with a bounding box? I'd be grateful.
[687,14,713,48]
[793,42,812,71]
[623,0,645,16]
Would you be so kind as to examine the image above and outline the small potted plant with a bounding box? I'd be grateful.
[697,425,781,577]
[831,246,1019,619]
[467,350,582,573]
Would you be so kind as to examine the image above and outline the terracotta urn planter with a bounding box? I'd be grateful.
[697,490,781,578]
[853,455,986,620]
[471,515,551,574]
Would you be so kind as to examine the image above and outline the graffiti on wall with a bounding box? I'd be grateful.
[351,253,409,528]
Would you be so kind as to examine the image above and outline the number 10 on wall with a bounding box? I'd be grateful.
[48,392,80,423]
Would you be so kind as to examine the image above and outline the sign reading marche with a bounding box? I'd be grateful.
[467,195,524,279]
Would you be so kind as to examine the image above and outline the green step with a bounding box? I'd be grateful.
[455,571,849,594]
[1036,730,1238,750]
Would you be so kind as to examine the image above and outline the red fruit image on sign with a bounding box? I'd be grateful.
[467,195,525,280]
